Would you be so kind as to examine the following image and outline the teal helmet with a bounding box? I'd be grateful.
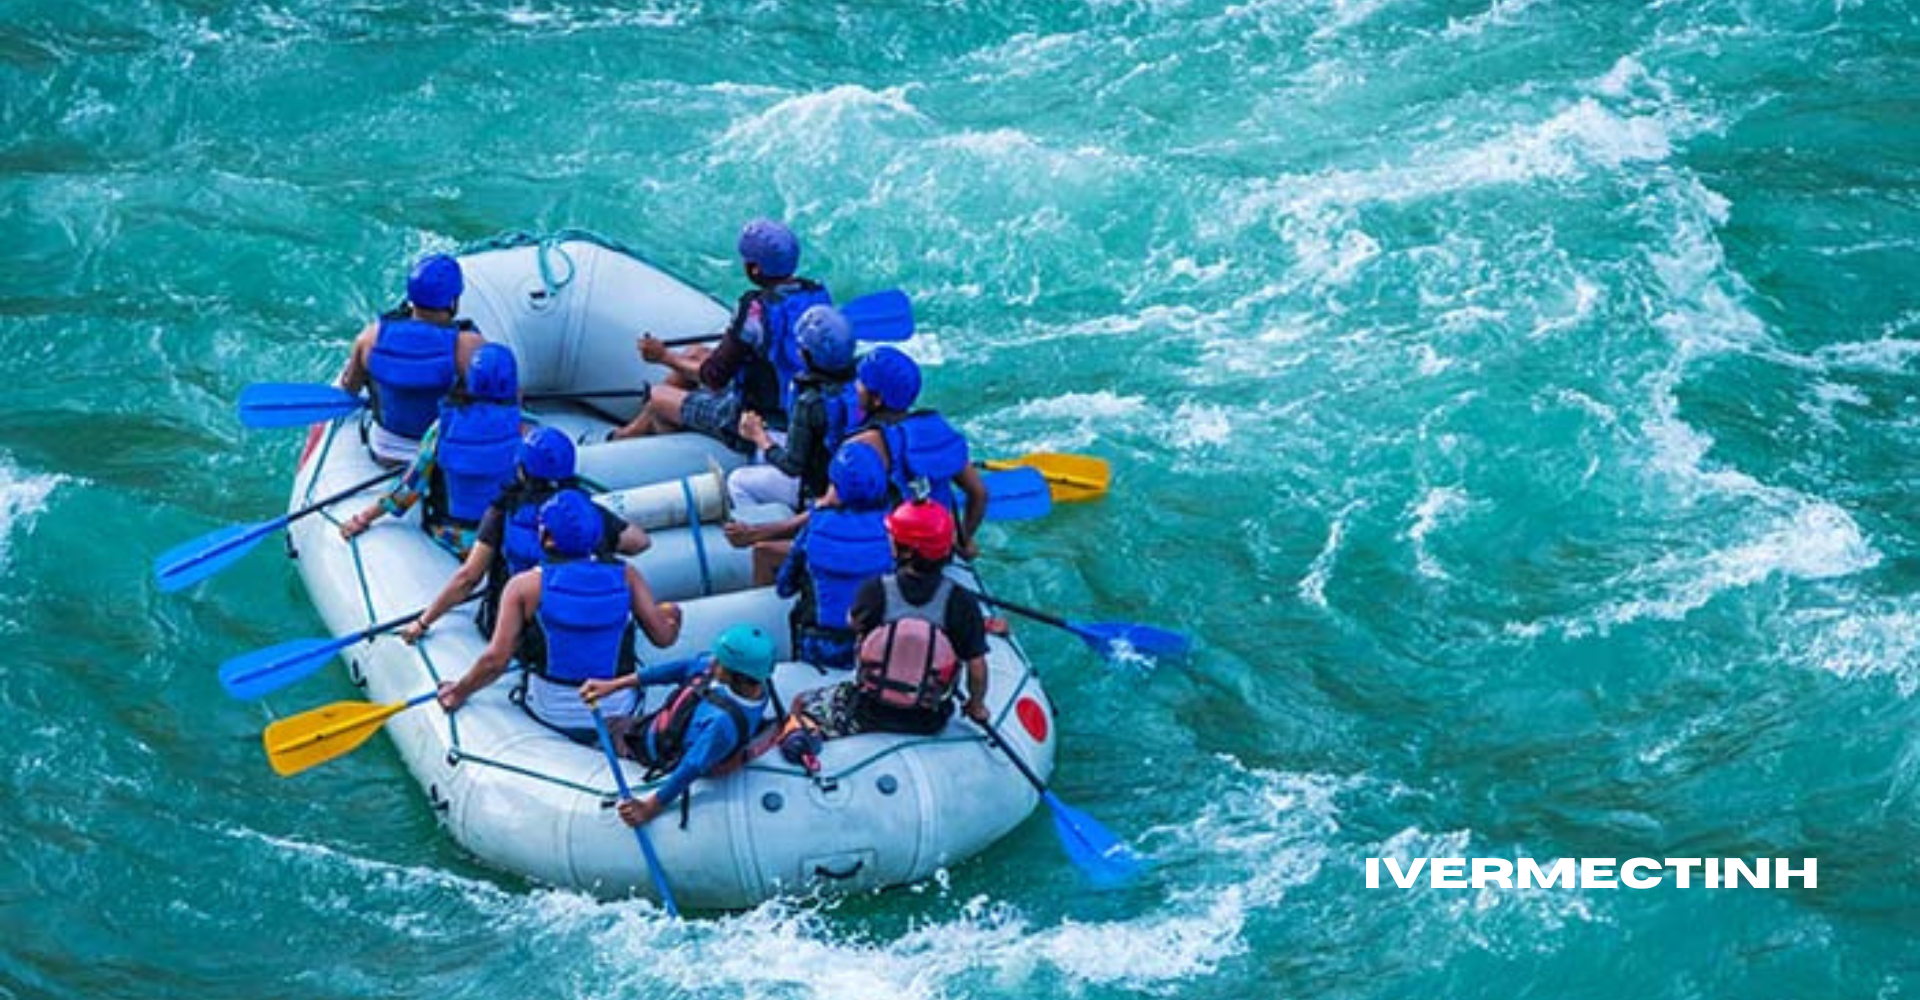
[712,624,776,682]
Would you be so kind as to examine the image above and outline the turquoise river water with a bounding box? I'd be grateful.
[3,1,1919,997]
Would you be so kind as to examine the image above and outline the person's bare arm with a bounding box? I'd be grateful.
[639,335,705,382]
[954,464,989,560]
[454,329,486,378]
[626,564,683,648]
[438,571,534,710]
[402,542,493,643]
[615,523,651,556]
[961,655,989,723]
[337,322,378,393]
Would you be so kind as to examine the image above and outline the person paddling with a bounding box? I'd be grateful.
[580,624,777,827]
[773,440,895,670]
[840,347,989,560]
[337,253,488,465]
[726,303,863,514]
[436,490,682,743]
[788,499,989,738]
[340,342,522,558]
[607,219,831,451]
[398,427,649,645]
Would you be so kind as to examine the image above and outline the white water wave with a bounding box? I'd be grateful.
[1788,603,1920,698]
[1404,487,1471,581]
[1443,0,1546,39]
[1300,501,1365,608]
[0,455,67,572]
[1371,828,1604,951]
[710,84,928,165]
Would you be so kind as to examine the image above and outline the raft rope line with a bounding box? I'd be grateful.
[680,475,714,597]
[454,228,726,316]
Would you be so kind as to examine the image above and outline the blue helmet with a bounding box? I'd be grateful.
[796,305,855,373]
[736,218,799,277]
[829,440,888,507]
[712,624,776,682]
[407,254,463,311]
[465,343,519,402]
[539,489,602,558]
[518,427,576,483]
[856,346,921,412]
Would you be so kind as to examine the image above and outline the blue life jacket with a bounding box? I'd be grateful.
[803,506,895,633]
[502,490,549,577]
[820,379,861,456]
[367,316,459,439]
[535,559,634,683]
[881,411,970,513]
[432,401,520,525]
[758,280,831,414]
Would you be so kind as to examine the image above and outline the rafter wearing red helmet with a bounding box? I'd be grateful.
[786,497,990,739]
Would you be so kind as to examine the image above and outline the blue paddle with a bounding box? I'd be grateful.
[238,382,368,429]
[970,590,1191,662]
[839,288,914,342]
[977,716,1146,887]
[588,702,680,917]
[154,469,399,593]
[219,594,483,700]
[979,467,1052,522]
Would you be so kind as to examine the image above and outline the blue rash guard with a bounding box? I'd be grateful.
[635,656,769,809]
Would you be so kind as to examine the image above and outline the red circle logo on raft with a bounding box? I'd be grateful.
[1017,697,1048,743]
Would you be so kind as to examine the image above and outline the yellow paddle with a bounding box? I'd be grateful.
[980,452,1111,503]
[262,692,436,777]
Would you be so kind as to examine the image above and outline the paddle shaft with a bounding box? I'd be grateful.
[967,590,1071,632]
[165,468,398,578]
[283,591,483,665]
[977,716,1050,796]
[588,703,680,917]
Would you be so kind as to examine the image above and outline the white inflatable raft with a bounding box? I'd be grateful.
[281,234,1055,909]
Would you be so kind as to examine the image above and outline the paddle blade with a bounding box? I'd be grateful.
[984,452,1111,503]
[263,699,408,776]
[1070,621,1193,662]
[239,383,366,429]
[840,289,914,342]
[981,467,1052,522]
[153,519,279,592]
[219,636,348,700]
[1043,791,1148,887]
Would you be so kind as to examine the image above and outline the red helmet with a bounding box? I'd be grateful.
[885,500,955,561]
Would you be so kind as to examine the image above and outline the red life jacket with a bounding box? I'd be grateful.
[856,576,960,713]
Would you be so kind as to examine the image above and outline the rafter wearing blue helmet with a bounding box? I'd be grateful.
[436,488,684,745]
[398,426,650,648]
[842,347,991,562]
[340,342,523,560]
[608,219,832,455]
[774,439,897,670]
[727,303,865,521]
[339,252,490,465]
[580,623,779,828]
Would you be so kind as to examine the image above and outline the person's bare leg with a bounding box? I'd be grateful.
[608,384,689,440]
[750,539,792,587]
